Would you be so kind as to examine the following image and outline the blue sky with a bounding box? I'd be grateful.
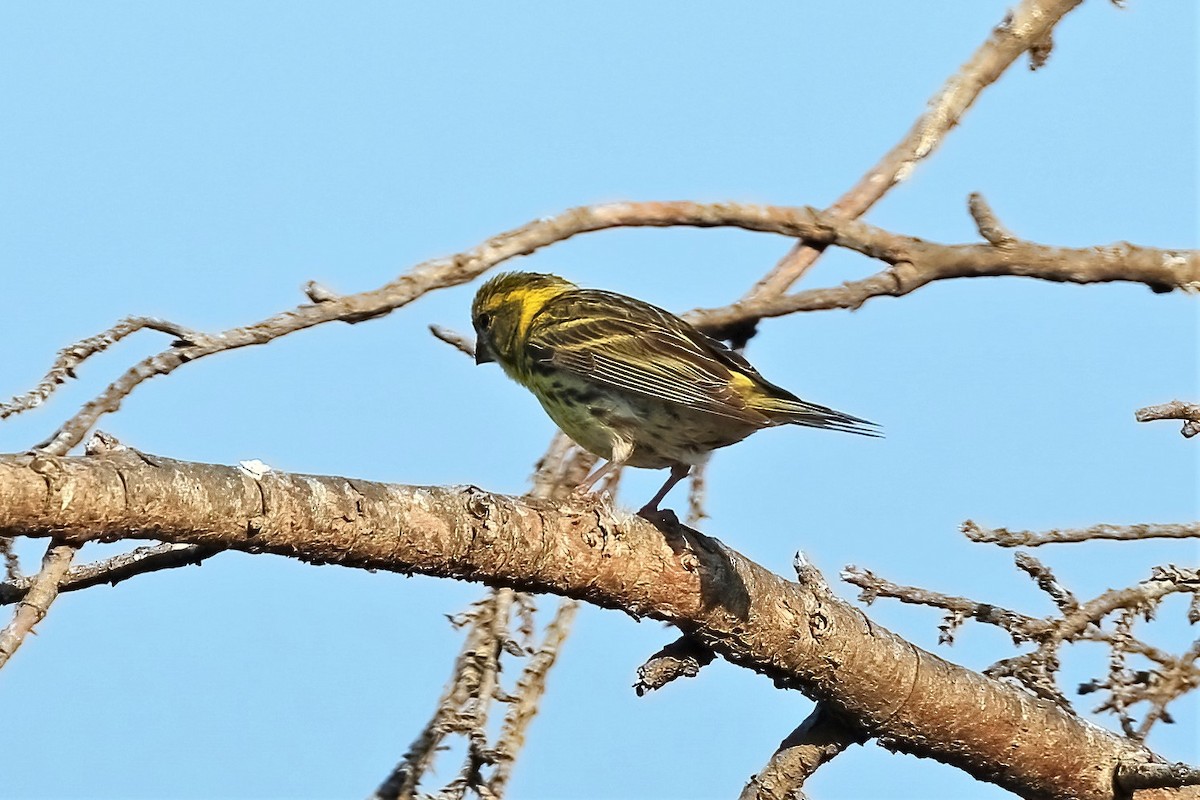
[1,3,1196,798]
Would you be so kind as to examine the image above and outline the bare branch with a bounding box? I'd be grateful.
[0,536,18,582]
[0,432,220,661]
[848,546,1200,725]
[0,542,76,668]
[748,0,1088,298]
[1024,566,1194,651]
[0,316,210,422]
[962,519,1200,547]
[371,590,512,800]
[372,433,593,799]
[851,548,1200,732]
[430,324,477,359]
[1015,552,1079,613]
[486,598,579,797]
[685,454,710,526]
[686,200,1197,334]
[841,565,1047,643]
[452,588,513,799]
[634,635,717,696]
[1116,761,1200,792]
[740,704,862,800]
[0,543,217,606]
[7,202,1186,461]
[1136,401,1200,439]
[2,451,1176,800]
[968,192,1017,247]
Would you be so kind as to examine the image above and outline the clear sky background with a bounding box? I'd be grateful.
[1,3,1196,799]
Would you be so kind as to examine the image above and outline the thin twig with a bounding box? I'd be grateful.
[747,0,1087,299]
[1030,567,1193,649]
[15,201,1191,460]
[486,598,579,797]
[1,537,18,582]
[0,316,210,422]
[963,520,1200,547]
[848,551,1200,725]
[685,454,710,526]
[453,588,513,799]
[0,543,218,606]
[371,593,509,800]
[430,325,477,359]
[968,192,1017,247]
[373,434,593,799]
[841,565,1048,643]
[1014,552,1079,613]
[0,542,76,668]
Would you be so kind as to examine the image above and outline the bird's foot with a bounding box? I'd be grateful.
[637,505,679,526]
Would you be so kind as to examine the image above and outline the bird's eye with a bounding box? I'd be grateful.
[478,312,493,330]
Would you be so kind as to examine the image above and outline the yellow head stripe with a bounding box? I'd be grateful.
[476,272,576,337]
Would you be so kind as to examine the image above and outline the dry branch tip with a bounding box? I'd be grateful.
[429,324,477,359]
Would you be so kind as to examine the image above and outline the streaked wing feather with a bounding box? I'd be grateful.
[528,292,766,425]
[758,394,882,437]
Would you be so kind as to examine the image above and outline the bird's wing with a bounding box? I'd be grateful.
[526,290,769,425]
[529,290,881,437]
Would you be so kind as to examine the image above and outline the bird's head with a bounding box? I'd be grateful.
[471,272,576,367]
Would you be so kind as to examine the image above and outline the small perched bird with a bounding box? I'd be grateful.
[471,272,878,515]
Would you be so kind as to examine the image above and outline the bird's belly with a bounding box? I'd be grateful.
[624,404,757,468]
[534,380,756,469]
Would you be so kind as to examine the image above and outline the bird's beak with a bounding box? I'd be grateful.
[475,344,495,365]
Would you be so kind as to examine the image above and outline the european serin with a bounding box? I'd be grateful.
[471,272,878,514]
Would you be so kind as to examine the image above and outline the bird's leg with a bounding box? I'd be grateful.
[575,437,633,497]
[638,464,691,517]
[576,460,618,494]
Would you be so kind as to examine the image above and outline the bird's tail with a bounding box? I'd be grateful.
[753,394,881,437]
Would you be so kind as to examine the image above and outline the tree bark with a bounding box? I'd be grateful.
[0,451,1189,800]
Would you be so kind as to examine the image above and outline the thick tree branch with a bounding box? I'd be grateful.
[0,431,146,665]
[0,451,1188,800]
[373,432,592,799]
[749,0,1087,298]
